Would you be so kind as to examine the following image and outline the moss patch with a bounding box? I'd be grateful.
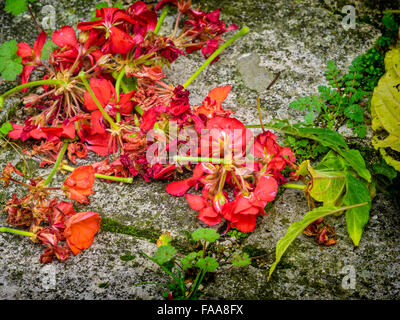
[120,254,136,262]
[100,217,160,243]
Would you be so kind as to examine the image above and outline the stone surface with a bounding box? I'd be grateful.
[0,0,399,300]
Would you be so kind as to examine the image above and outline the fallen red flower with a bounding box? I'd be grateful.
[63,165,95,204]
[64,211,101,255]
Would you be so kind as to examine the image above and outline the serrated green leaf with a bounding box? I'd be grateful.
[0,40,23,81]
[191,228,220,243]
[153,245,176,265]
[232,252,251,267]
[343,171,371,246]
[180,251,202,270]
[196,257,219,272]
[0,59,23,81]
[344,104,364,122]
[268,203,368,280]
[5,0,28,16]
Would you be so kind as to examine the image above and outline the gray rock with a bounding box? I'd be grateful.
[0,0,399,300]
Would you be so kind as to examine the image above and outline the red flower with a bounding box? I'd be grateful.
[127,1,157,35]
[168,85,190,116]
[195,85,233,119]
[37,228,70,263]
[166,163,207,196]
[64,211,101,255]
[17,31,47,87]
[63,165,95,204]
[221,176,278,232]
[78,125,117,156]
[185,194,221,226]
[1,162,24,188]
[67,142,89,164]
[83,78,134,134]
[200,116,252,160]
[8,119,47,142]
[77,7,140,54]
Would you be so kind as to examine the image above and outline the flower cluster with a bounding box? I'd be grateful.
[1,162,100,263]
[1,1,296,263]
[165,86,296,232]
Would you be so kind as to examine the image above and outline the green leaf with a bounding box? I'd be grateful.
[302,152,346,205]
[372,159,397,180]
[343,171,371,246]
[268,203,368,280]
[232,252,251,267]
[336,149,371,182]
[180,251,202,270]
[153,245,176,265]
[0,40,23,81]
[265,120,371,182]
[191,228,220,243]
[344,104,364,122]
[5,0,31,16]
[196,257,219,272]
[0,121,13,138]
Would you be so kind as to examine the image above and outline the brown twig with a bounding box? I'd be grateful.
[27,3,43,33]
[266,71,281,90]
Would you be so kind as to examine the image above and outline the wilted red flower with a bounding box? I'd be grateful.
[63,165,95,204]
[195,85,233,119]
[1,162,24,188]
[168,85,190,116]
[77,7,140,54]
[8,119,47,142]
[67,142,89,164]
[64,211,101,255]
[17,31,47,87]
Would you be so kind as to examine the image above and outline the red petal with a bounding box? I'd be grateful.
[233,215,257,233]
[254,176,278,202]
[52,26,78,49]
[197,207,221,226]
[185,194,207,211]
[109,26,135,54]
[166,179,193,196]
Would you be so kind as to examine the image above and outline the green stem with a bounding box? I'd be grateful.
[79,72,118,131]
[0,227,34,237]
[182,26,250,89]
[115,67,126,123]
[0,79,66,109]
[62,164,133,184]
[187,269,206,299]
[43,142,68,186]
[173,156,228,164]
[281,183,306,190]
[154,5,170,34]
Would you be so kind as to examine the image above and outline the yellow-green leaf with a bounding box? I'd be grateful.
[267,203,369,281]
[343,171,371,246]
[371,46,400,171]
